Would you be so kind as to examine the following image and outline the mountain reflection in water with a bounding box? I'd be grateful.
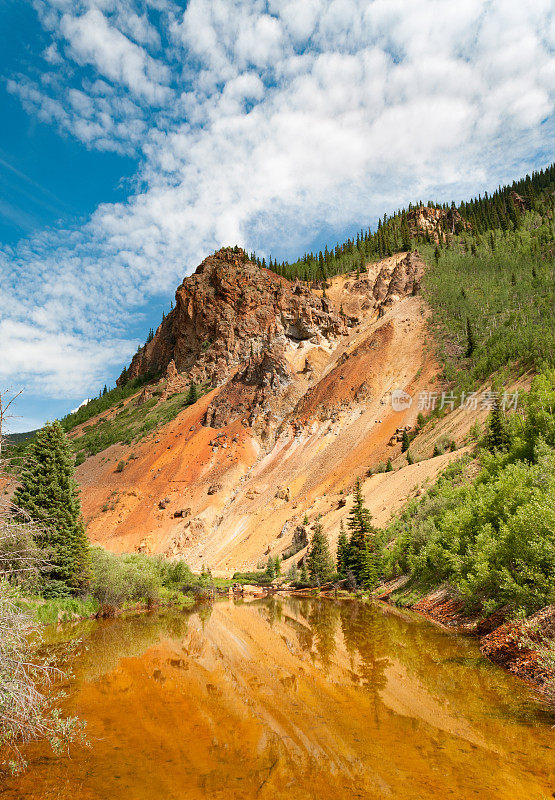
[2,597,553,800]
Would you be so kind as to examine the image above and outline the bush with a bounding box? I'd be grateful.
[115,461,125,473]
[0,580,86,774]
[88,549,201,609]
[381,375,555,613]
[231,570,272,586]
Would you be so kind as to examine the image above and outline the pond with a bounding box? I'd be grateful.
[2,597,553,799]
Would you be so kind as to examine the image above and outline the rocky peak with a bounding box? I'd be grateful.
[121,247,346,390]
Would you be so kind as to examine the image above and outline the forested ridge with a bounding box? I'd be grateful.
[250,163,554,282]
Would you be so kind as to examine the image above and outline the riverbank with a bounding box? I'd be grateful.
[374,577,555,704]
[24,589,196,626]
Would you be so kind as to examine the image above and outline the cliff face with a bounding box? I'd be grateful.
[407,206,470,242]
[123,247,346,389]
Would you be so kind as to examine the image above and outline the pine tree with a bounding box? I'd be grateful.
[485,399,510,451]
[401,429,410,452]
[385,458,393,472]
[307,524,334,585]
[186,382,199,405]
[264,558,275,581]
[300,562,309,584]
[347,480,376,583]
[13,421,91,596]
[401,218,411,250]
[336,520,349,575]
[359,543,380,590]
[465,317,476,358]
[274,555,281,577]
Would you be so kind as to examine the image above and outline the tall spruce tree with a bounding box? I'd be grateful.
[13,421,90,596]
[336,520,350,575]
[307,524,334,585]
[465,317,476,358]
[347,479,376,583]
[485,399,510,451]
[359,543,381,590]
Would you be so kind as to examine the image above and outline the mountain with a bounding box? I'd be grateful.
[57,165,553,579]
[70,244,459,571]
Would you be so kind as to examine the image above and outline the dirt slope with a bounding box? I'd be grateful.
[75,248,478,572]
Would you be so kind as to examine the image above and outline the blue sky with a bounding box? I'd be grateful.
[1,0,553,432]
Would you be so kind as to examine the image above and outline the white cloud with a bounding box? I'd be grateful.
[0,319,135,398]
[2,0,554,417]
[71,398,92,413]
[60,8,171,103]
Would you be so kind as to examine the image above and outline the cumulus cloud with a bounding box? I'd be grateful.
[0,319,135,398]
[59,8,171,103]
[2,0,554,414]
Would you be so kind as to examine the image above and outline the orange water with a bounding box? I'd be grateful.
[2,597,553,799]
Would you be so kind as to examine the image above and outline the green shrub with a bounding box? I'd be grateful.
[420,204,554,392]
[231,570,272,586]
[381,375,555,614]
[87,549,199,609]
[89,549,160,607]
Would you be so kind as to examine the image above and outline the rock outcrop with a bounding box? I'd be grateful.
[509,191,531,214]
[376,251,423,313]
[203,344,294,431]
[121,247,346,390]
[406,206,470,242]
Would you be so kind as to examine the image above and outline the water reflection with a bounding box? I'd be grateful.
[2,597,553,800]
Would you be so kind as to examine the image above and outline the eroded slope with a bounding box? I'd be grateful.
[77,248,445,571]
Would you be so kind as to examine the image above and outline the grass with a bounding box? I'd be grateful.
[25,596,101,625]
[61,373,160,434]
[71,381,211,458]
